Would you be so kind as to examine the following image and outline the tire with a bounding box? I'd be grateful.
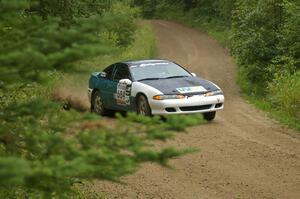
[137,95,152,116]
[91,90,106,116]
[203,111,216,121]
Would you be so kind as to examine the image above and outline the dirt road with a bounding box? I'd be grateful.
[91,20,300,199]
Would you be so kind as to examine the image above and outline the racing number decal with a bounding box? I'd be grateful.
[117,87,126,101]
[115,82,131,105]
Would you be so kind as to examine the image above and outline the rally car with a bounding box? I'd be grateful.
[88,60,224,121]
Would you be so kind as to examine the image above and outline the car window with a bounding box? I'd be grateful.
[103,64,115,80]
[113,64,131,81]
[130,62,191,81]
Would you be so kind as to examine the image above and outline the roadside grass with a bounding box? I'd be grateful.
[238,69,300,132]
[245,96,300,131]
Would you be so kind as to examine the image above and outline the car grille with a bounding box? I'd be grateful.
[179,104,212,112]
[165,107,176,112]
[215,103,223,108]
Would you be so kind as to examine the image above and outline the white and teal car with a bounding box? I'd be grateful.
[88,60,224,121]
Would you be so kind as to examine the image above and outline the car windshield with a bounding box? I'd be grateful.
[130,62,191,81]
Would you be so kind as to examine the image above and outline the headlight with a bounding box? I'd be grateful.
[204,90,223,97]
[153,94,185,100]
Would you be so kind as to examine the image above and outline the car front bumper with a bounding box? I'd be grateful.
[149,94,224,115]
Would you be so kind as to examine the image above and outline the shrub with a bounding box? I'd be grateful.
[268,71,300,118]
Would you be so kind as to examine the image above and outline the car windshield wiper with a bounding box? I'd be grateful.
[166,75,190,79]
[138,77,165,81]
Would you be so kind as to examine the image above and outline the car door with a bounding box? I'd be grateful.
[110,63,133,111]
[98,64,116,109]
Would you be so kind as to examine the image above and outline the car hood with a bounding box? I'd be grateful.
[139,77,219,95]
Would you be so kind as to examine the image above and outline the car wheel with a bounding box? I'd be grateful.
[203,111,216,121]
[91,90,106,116]
[137,95,152,116]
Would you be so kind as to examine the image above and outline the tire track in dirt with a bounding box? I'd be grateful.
[89,20,300,199]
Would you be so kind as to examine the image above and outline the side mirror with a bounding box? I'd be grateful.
[119,79,132,85]
[191,73,197,77]
[98,72,107,78]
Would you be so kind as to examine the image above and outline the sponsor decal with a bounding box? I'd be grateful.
[139,63,168,67]
[176,86,207,93]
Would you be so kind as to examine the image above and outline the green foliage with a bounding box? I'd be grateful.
[0,0,137,87]
[268,71,300,119]
[32,0,112,23]
[231,0,299,130]
[165,114,205,131]
[102,2,139,47]
[0,157,30,186]
[133,0,157,18]
[120,22,157,60]
[231,0,299,93]
[135,0,236,24]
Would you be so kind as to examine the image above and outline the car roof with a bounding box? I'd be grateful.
[122,59,172,66]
